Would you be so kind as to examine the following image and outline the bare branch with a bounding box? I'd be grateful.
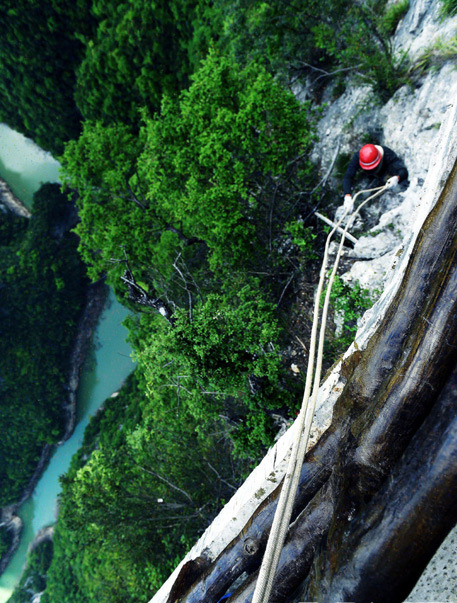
[277,270,297,308]
[135,463,196,506]
[205,460,237,491]
[125,177,148,211]
[119,248,175,325]
[295,335,308,353]
[173,252,193,321]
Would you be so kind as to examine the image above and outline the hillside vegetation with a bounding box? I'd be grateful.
[0,0,422,601]
[0,184,87,508]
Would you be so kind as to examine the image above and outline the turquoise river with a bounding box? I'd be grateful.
[0,124,135,602]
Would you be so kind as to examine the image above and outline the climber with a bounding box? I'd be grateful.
[341,143,409,214]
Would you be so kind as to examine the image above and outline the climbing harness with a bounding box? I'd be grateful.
[251,184,389,603]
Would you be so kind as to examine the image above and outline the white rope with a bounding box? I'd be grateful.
[251,184,388,603]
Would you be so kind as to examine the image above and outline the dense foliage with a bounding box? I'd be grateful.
[215,0,410,100]
[74,0,208,124]
[7,540,53,603]
[59,49,314,462]
[0,527,12,560]
[64,51,317,291]
[42,372,250,603]
[0,210,27,246]
[0,184,88,507]
[130,284,301,456]
[37,46,319,603]
[0,0,211,154]
[0,0,412,157]
[0,0,95,154]
[323,276,380,365]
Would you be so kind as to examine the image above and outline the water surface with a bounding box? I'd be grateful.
[0,291,134,602]
[0,123,135,601]
[0,124,60,208]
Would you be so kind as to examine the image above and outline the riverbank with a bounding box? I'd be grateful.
[0,279,108,577]
[0,178,31,218]
[2,530,54,603]
[58,279,109,443]
[28,527,54,555]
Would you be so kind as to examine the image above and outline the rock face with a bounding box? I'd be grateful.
[313,65,457,292]
[148,3,457,602]
[310,10,457,597]
[0,511,23,575]
[0,178,31,217]
[394,0,457,61]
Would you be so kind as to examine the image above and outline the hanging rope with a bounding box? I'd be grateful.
[251,184,388,603]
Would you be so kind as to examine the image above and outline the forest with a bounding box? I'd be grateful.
[0,184,87,508]
[2,0,449,601]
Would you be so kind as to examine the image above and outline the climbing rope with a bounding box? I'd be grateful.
[251,184,389,603]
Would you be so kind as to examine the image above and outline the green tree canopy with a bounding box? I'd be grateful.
[63,52,316,304]
[74,0,213,124]
[42,372,249,603]
[129,283,297,455]
[138,51,316,273]
[0,0,95,154]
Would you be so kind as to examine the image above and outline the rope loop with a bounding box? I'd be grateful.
[251,184,388,603]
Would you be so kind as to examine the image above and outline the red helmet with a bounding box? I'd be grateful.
[359,144,383,170]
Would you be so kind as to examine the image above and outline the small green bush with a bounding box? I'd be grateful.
[440,0,457,17]
[284,221,318,264]
[411,35,457,76]
[323,276,381,364]
[382,0,410,36]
